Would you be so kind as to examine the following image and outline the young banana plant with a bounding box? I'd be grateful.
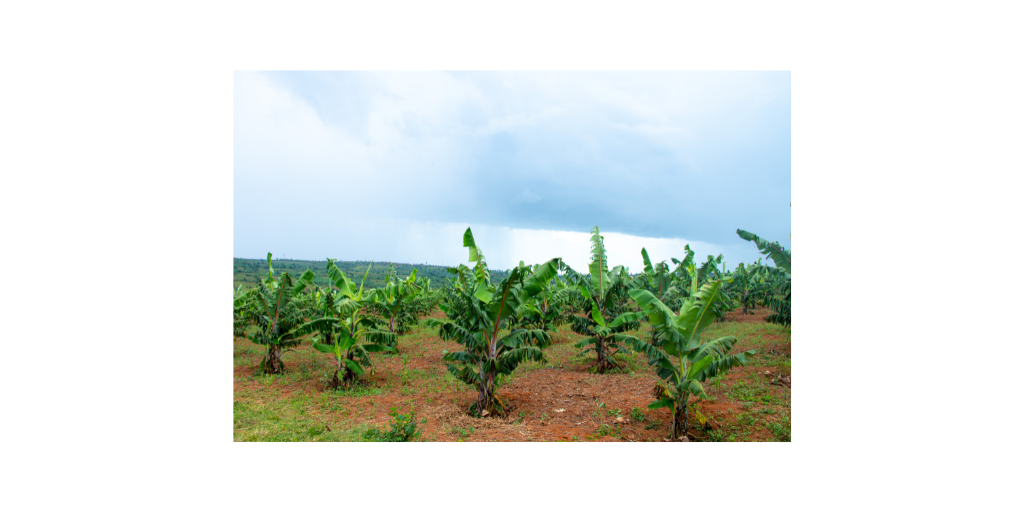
[241,253,316,374]
[370,265,422,338]
[570,227,639,373]
[732,262,757,314]
[638,247,691,342]
[291,260,396,387]
[640,248,673,303]
[627,279,757,440]
[426,227,561,416]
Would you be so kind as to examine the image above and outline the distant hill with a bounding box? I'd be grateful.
[233,257,509,291]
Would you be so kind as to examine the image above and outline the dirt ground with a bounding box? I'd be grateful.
[233,307,791,442]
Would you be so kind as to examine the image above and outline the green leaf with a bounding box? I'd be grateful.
[336,334,358,351]
[344,358,365,376]
[521,258,561,297]
[464,227,479,262]
[589,227,609,299]
[356,262,372,300]
[474,285,494,303]
[579,285,594,304]
[686,354,714,380]
[327,261,354,297]
[737,229,791,274]
[312,343,334,354]
[648,398,674,410]
[628,289,675,325]
[683,379,707,399]
[608,311,642,330]
[641,247,654,275]
[676,280,724,342]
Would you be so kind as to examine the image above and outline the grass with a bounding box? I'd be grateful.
[233,398,372,442]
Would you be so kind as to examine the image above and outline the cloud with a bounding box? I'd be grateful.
[234,71,790,268]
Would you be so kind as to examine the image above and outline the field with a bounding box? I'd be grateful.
[233,306,791,442]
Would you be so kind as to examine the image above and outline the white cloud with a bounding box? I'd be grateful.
[235,71,789,264]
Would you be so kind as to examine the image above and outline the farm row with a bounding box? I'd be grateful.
[232,226,792,441]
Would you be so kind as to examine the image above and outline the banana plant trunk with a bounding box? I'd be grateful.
[330,358,344,389]
[672,396,690,440]
[595,337,608,374]
[263,344,285,374]
[476,335,499,415]
[388,315,403,352]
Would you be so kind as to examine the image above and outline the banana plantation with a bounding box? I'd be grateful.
[233,227,792,442]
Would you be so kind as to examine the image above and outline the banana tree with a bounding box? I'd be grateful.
[730,262,758,314]
[509,261,574,332]
[569,227,639,373]
[426,227,561,416]
[627,280,757,440]
[369,264,422,338]
[638,247,690,342]
[292,260,396,387]
[640,248,674,303]
[737,229,791,326]
[239,253,316,374]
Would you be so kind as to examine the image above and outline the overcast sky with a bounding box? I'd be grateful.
[234,71,790,272]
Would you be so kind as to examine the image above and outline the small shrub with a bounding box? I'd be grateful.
[362,407,426,442]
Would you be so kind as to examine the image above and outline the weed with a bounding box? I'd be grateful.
[735,413,757,427]
[362,407,426,442]
[767,415,791,441]
[730,381,773,404]
[630,407,646,423]
[450,426,475,439]
[594,423,623,439]
[705,429,726,442]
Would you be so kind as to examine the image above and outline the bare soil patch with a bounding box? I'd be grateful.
[234,310,791,442]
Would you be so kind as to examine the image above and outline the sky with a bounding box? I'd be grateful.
[234,71,790,272]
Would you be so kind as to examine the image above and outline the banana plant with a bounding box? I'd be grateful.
[511,261,574,331]
[369,264,422,338]
[233,285,253,337]
[737,229,790,274]
[738,229,791,326]
[697,254,737,321]
[426,227,561,416]
[730,262,758,314]
[569,227,641,373]
[291,260,396,387]
[627,280,757,440]
[640,248,674,303]
[637,247,689,342]
[238,252,316,374]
